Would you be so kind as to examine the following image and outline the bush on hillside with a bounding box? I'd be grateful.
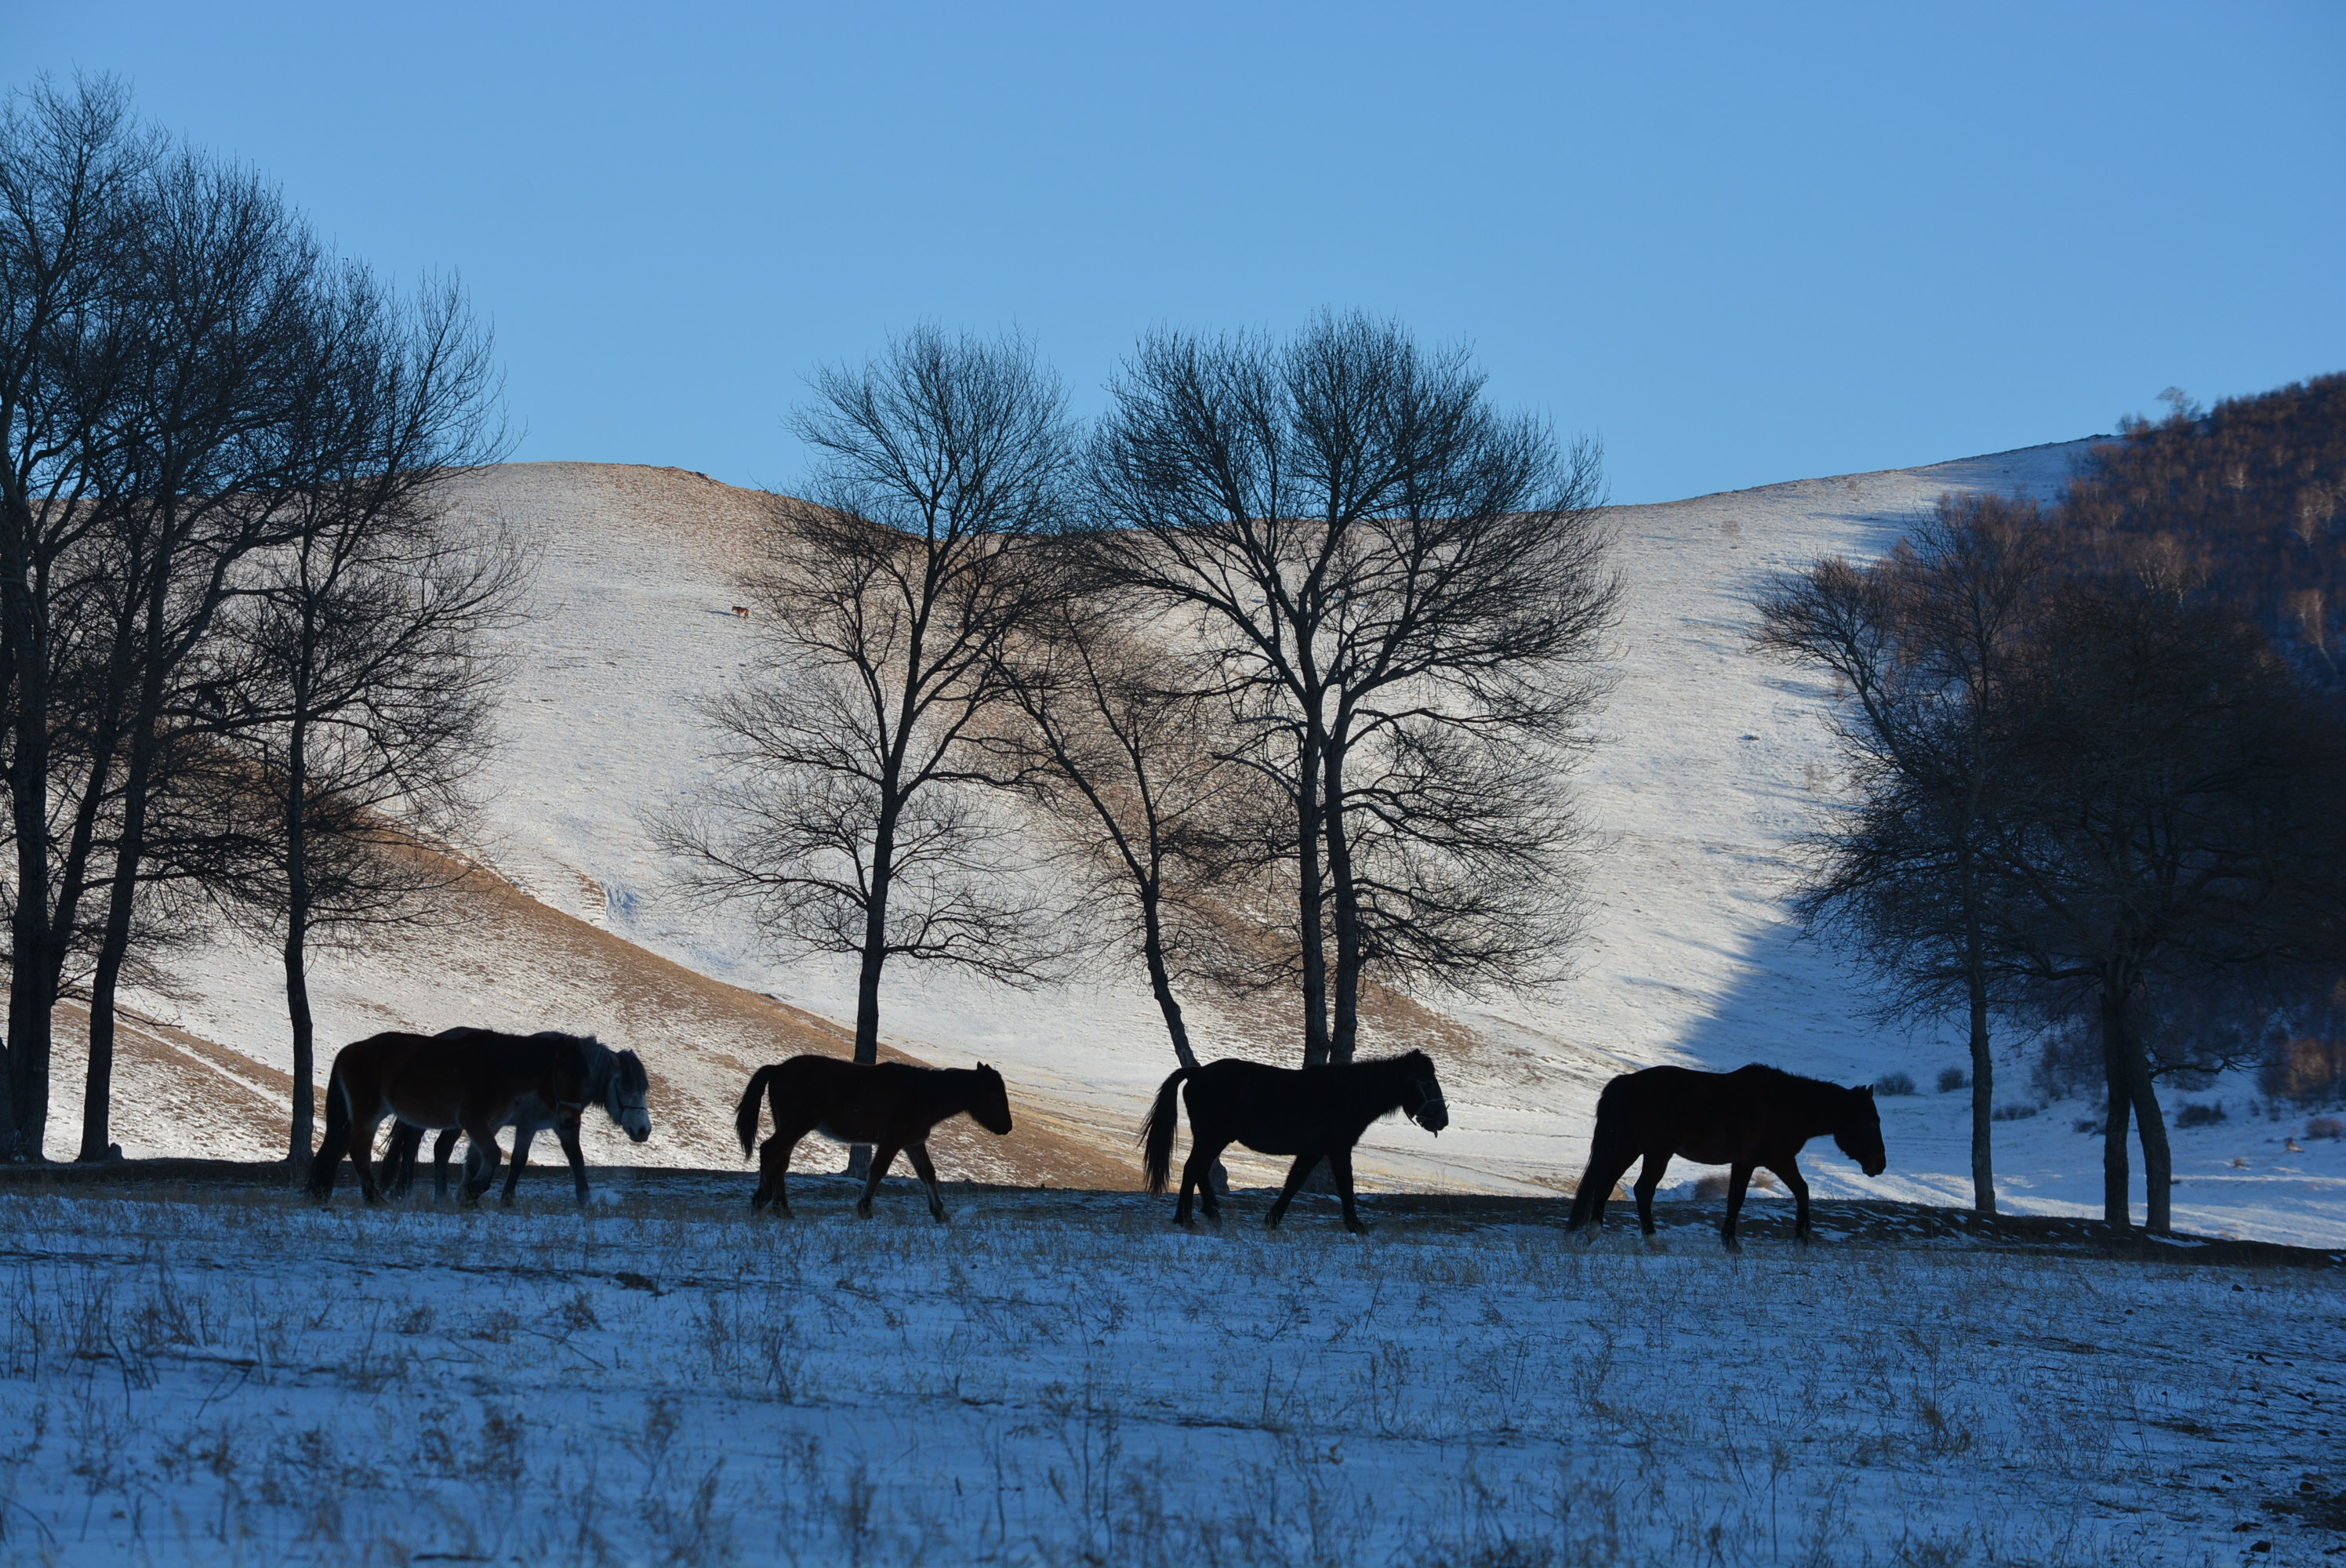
[1936,1066,1969,1093]
[1875,1071,1918,1096]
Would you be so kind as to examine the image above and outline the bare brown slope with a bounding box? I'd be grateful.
[45,847,1135,1185]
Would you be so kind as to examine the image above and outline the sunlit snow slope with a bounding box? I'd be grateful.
[81,453,2344,1243]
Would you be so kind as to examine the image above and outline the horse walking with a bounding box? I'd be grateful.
[1140,1052,1449,1232]
[734,1055,1013,1221]
[307,1029,651,1206]
[1564,1063,1886,1248]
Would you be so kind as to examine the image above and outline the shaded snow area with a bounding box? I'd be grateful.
[2,1188,2341,1567]
[74,449,2346,1247]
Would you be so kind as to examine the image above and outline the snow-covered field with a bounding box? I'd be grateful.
[1,1181,2338,1567]
[46,445,2343,1247]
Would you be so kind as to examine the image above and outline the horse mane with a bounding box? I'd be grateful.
[1737,1063,1861,1113]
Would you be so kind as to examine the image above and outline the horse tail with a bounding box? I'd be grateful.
[1138,1066,1194,1195]
[735,1065,779,1158]
[1567,1077,1628,1230]
[307,1054,354,1200]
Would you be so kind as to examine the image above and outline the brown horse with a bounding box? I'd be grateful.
[733,1056,1013,1221]
[1563,1063,1886,1249]
[1139,1052,1450,1233]
[307,1029,650,1206]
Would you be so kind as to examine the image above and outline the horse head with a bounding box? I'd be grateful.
[604,1048,652,1143]
[969,1062,1015,1136]
[1400,1050,1449,1135]
[1835,1084,1887,1176]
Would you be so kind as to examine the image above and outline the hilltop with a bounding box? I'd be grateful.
[50,449,2344,1243]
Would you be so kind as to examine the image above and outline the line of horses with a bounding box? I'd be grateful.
[306,1029,1888,1248]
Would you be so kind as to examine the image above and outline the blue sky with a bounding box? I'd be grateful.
[11,2,2342,503]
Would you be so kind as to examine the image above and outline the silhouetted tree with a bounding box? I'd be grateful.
[194,271,515,1165]
[658,328,1074,1175]
[0,76,158,1158]
[1978,581,2346,1232]
[1753,492,2055,1214]
[1088,312,1613,1063]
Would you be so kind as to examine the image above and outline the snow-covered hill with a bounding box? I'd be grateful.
[70,451,2345,1244]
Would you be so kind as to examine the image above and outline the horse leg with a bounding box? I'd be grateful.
[459,1122,503,1205]
[432,1130,459,1206]
[557,1117,590,1207]
[502,1127,536,1207]
[855,1142,902,1218]
[1721,1162,1753,1251]
[1193,1140,1229,1223]
[383,1123,419,1200]
[754,1132,801,1215]
[906,1142,947,1223]
[1770,1158,1813,1242]
[1265,1152,1324,1230]
[1632,1152,1671,1236]
[350,1114,387,1205]
[1331,1147,1366,1235]
[1579,1149,1640,1240]
[1176,1138,1226,1227]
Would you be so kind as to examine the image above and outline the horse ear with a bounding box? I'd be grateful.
[1861,1085,1875,1100]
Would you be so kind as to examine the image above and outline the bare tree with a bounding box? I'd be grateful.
[657,327,1074,1174]
[1088,312,1614,1062]
[192,271,515,1165]
[67,144,352,1162]
[1752,493,2055,1214]
[989,590,1273,1071]
[0,76,158,1158]
[1979,580,2346,1232]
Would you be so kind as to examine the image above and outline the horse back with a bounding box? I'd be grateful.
[763,1054,969,1143]
[1600,1063,1812,1163]
[1182,1057,1381,1154]
[336,1029,567,1131]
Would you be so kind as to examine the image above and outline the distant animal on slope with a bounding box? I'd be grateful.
[734,1055,1014,1222]
[1564,1063,1885,1249]
[1140,1052,1450,1233]
[307,1029,651,1207]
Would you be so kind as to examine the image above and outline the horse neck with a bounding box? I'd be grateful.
[569,1039,612,1104]
[1788,1077,1850,1137]
[1349,1058,1415,1115]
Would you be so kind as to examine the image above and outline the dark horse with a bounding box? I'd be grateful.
[734,1055,1013,1222]
[1140,1052,1450,1233]
[307,1029,651,1206]
[379,1027,652,1206]
[1564,1063,1886,1249]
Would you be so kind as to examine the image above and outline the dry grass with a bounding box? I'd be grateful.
[0,1178,2338,1566]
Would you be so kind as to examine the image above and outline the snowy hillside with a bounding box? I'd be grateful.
[74,451,2345,1245]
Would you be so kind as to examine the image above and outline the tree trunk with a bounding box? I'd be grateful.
[844,801,899,1182]
[2098,982,2134,1231]
[5,578,51,1160]
[1966,973,1996,1217]
[78,553,175,1163]
[283,713,315,1168]
[1139,895,1197,1073]
[1296,724,1330,1067]
[1140,887,1222,1194]
[1322,735,1360,1065]
[2124,1036,2174,1235]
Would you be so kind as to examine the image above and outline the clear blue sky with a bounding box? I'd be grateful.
[12,2,2342,503]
